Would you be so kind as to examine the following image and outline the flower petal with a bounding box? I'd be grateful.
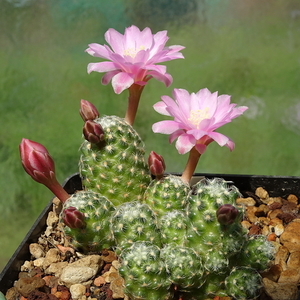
[169,129,185,143]
[207,131,230,147]
[87,61,119,73]
[176,134,196,154]
[111,72,134,94]
[186,129,206,140]
[147,71,173,87]
[172,89,192,116]
[153,101,171,116]
[194,143,207,154]
[152,30,168,52]
[152,120,184,134]
[225,138,235,151]
[86,43,112,59]
[101,70,120,85]
[105,28,125,54]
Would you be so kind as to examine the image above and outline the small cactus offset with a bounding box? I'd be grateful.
[110,201,161,252]
[143,174,190,217]
[119,242,172,300]
[160,244,204,290]
[159,210,189,246]
[79,115,151,206]
[185,178,244,255]
[225,267,262,300]
[186,272,229,300]
[60,190,116,252]
[234,235,275,271]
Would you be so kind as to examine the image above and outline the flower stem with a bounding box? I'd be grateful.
[181,147,201,184]
[125,84,145,126]
[46,178,70,204]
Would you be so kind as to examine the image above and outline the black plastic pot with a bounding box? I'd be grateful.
[1,173,300,294]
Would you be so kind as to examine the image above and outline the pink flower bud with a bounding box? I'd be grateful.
[83,120,105,145]
[19,138,69,203]
[148,151,166,178]
[62,206,86,229]
[80,99,99,121]
[216,204,239,225]
[20,138,56,185]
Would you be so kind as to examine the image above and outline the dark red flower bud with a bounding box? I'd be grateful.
[83,120,105,145]
[216,204,239,225]
[19,139,69,203]
[148,151,166,178]
[80,99,99,121]
[62,206,86,229]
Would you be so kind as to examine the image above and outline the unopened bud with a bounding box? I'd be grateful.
[148,151,166,178]
[83,120,105,145]
[62,206,86,229]
[216,204,239,225]
[80,99,99,121]
[19,138,69,203]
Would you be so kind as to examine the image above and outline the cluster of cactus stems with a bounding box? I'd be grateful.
[20,99,275,300]
[19,24,273,300]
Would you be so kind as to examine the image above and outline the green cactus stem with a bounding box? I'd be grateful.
[79,115,151,206]
[234,235,275,271]
[225,267,262,300]
[119,241,172,300]
[143,174,190,217]
[160,244,204,291]
[185,177,243,255]
[159,210,189,246]
[60,190,116,253]
[110,201,161,252]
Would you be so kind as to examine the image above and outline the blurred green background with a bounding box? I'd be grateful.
[1,0,300,271]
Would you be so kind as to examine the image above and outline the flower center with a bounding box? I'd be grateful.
[123,45,146,58]
[188,108,210,128]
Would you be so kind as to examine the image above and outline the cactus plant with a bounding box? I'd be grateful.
[185,177,245,255]
[160,243,204,290]
[234,235,275,271]
[225,267,262,300]
[61,190,116,252]
[110,201,161,252]
[143,174,190,217]
[79,115,151,206]
[159,210,189,246]
[18,25,277,300]
[119,241,172,300]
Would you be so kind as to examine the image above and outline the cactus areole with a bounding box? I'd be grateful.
[18,25,275,300]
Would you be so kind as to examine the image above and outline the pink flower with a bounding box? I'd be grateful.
[86,25,185,94]
[152,88,248,155]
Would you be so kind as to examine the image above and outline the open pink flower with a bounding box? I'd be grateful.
[152,88,248,155]
[86,25,185,94]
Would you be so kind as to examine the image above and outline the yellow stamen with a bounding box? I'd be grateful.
[123,45,146,58]
[188,108,210,128]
